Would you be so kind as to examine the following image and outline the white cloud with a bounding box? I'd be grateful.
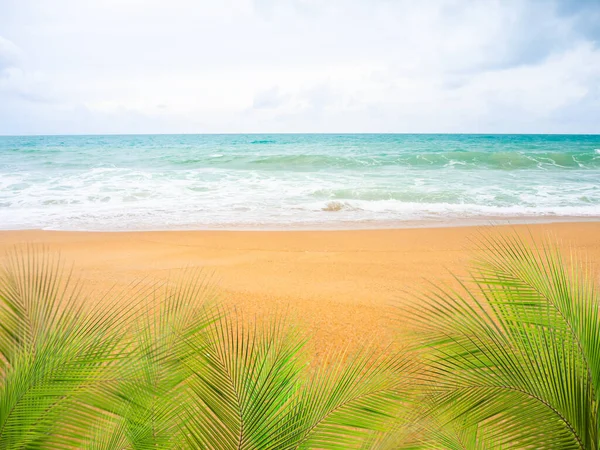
[253,87,289,109]
[0,36,21,70]
[0,0,599,134]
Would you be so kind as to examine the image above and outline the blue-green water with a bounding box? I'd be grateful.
[1,134,599,230]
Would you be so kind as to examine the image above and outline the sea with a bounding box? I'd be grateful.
[1,134,599,231]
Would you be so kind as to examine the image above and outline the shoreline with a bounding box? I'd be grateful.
[1,221,599,355]
[2,215,600,233]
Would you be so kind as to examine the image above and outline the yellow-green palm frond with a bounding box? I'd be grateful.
[0,246,141,449]
[411,232,599,449]
[181,313,411,450]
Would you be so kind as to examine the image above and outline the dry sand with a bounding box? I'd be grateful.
[1,222,599,356]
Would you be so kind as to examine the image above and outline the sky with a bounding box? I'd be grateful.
[0,0,599,135]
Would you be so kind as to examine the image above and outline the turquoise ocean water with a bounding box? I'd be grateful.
[1,134,599,230]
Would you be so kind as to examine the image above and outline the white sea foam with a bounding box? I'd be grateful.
[1,134,600,230]
[1,164,599,230]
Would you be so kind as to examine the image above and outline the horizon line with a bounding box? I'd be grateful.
[2,132,600,138]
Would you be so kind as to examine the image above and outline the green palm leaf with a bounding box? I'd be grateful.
[181,314,409,449]
[0,247,412,449]
[412,233,600,449]
[95,270,217,450]
[292,348,409,449]
[181,314,308,449]
[0,247,141,449]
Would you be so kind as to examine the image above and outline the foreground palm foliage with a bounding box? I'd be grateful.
[1,233,599,449]
[413,234,600,449]
[0,248,408,449]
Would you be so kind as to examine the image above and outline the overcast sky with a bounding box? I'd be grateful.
[1,0,599,135]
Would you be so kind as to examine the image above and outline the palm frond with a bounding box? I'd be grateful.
[0,246,140,449]
[181,313,307,449]
[90,269,218,450]
[181,313,410,450]
[293,347,409,449]
[411,232,600,449]
[0,246,413,449]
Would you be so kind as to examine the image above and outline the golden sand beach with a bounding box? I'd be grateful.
[1,222,599,355]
